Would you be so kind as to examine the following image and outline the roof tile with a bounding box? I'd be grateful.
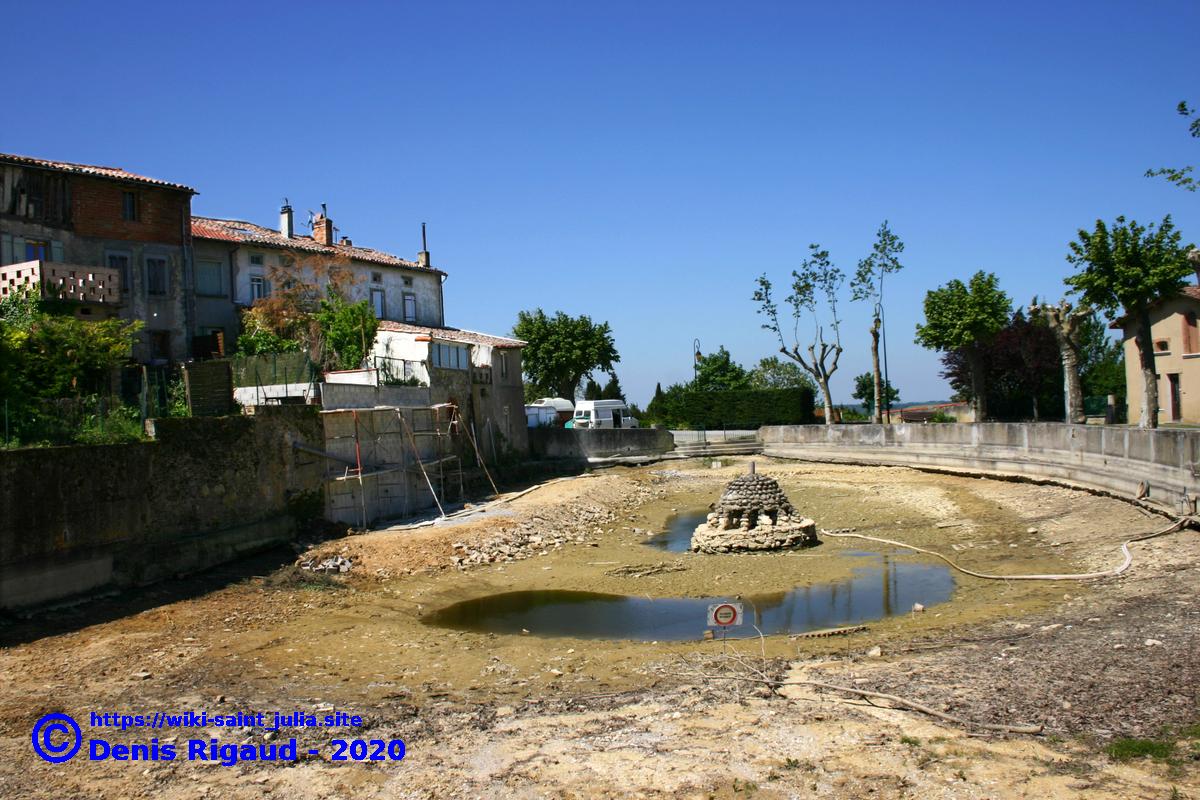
[377,320,525,349]
[0,152,195,193]
[192,216,442,274]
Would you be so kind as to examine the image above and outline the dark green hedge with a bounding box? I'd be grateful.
[646,387,815,429]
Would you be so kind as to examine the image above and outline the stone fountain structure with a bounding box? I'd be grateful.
[690,462,818,553]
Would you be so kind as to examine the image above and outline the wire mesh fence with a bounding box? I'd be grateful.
[2,366,189,448]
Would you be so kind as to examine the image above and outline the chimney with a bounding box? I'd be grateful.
[280,201,293,239]
[340,236,353,247]
[417,221,431,267]
[1190,247,1200,285]
[312,204,334,246]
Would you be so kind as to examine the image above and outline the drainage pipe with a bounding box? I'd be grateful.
[821,517,1192,581]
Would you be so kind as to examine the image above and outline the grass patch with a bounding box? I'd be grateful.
[1106,737,1175,762]
[263,566,344,590]
[899,735,921,747]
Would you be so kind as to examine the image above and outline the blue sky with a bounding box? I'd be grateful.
[6,1,1198,405]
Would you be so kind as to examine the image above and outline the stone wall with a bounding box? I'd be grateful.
[0,406,324,609]
[760,423,1200,512]
[528,428,676,462]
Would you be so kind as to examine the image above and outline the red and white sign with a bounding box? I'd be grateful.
[707,602,743,627]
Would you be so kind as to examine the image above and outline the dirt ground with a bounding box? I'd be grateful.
[1,457,1197,799]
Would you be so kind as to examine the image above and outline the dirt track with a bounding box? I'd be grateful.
[1,458,1197,798]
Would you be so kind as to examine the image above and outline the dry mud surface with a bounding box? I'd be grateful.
[0,458,1197,798]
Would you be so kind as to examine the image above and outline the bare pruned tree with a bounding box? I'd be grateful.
[1029,297,1091,425]
[754,244,845,424]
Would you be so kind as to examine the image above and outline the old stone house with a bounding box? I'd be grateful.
[0,152,196,362]
[190,204,445,352]
[372,321,528,453]
[1116,282,1200,424]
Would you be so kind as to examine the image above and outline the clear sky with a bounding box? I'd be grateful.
[6,0,1198,406]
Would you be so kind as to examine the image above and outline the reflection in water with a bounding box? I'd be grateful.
[423,555,953,641]
[644,510,712,552]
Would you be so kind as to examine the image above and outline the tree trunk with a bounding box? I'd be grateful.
[1061,341,1085,425]
[1135,312,1158,429]
[869,316,882,424]
[818,378,834,426]
[965,347,987,422]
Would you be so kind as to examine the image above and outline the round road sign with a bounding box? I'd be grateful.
[712,603,739,626]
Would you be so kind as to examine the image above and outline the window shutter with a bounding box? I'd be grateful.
[1,234,11,265]
[50,240,64,263]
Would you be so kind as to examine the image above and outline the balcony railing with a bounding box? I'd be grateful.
[0,260,122,305]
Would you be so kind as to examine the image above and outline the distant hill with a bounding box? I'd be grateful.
[839,400,955,414]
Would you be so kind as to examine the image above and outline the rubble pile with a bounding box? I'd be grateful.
[451,504,617,568]
[690,464,818,553]
[299,554,354,574]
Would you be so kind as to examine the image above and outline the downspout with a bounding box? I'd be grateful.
[181,203,195,359]
[439,273,447,327]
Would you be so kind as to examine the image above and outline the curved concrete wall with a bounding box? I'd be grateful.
[760,423,1200,513]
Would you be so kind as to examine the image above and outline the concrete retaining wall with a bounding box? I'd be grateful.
[760,423,1200,512]
[0,406,324,609]
[529,428,676,462]
[319,381,432,410]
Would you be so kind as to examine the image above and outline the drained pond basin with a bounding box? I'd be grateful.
[423,553,955,641]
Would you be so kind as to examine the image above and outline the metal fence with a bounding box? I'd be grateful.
[372,355,427,386]
[230,352,320,388]
[3,366,188,448]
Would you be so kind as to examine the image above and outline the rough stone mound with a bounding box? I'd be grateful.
[690,467,818,553]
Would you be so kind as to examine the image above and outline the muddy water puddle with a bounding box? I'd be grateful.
[422,553,954,641]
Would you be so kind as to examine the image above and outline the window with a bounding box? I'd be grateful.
[402,276,413,287]
[432,342,469,370]
[195,259,224,296]
[146,256,168,296]
[249,253,265,266]
[1185,313,1198,354]
[106,252,131,294]
[370,288,386,319]
[403,292,416,322]
[1155,339,1171,353]
[371,271,383,283]
[499,352,509,379]
[121,191,138,221]
[250,274,270,301]
[25,240,49,261]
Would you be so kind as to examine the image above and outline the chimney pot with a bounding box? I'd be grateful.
[341,236,353,247]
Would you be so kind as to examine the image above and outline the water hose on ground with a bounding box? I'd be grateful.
[820,516,1193,581]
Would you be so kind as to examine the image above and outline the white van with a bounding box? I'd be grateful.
[572,400,639,429]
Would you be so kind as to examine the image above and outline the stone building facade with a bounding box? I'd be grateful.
[0,153,196,362]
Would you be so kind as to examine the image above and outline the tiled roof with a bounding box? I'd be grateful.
[192,216,442,274]
[0,152,195,193]
[377,320,525,349]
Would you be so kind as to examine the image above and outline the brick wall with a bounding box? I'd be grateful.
[71,175,189,244]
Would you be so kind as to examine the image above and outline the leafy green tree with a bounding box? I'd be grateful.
[915,271,1011,421]
[583,378,603,400]
[754,243,845,424]
[600,373,626,401]
[513,309,619,400]
[1077,311,1126,403]
[747,356,817,392]
[1064,216,1194,428]
[851,372,898,419]
[315,289,379,372]
[1145,100,1198,192]
[692,346,751,392]
[851,221,905,422]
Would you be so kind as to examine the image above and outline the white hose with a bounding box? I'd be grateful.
[821,517,1191,581]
